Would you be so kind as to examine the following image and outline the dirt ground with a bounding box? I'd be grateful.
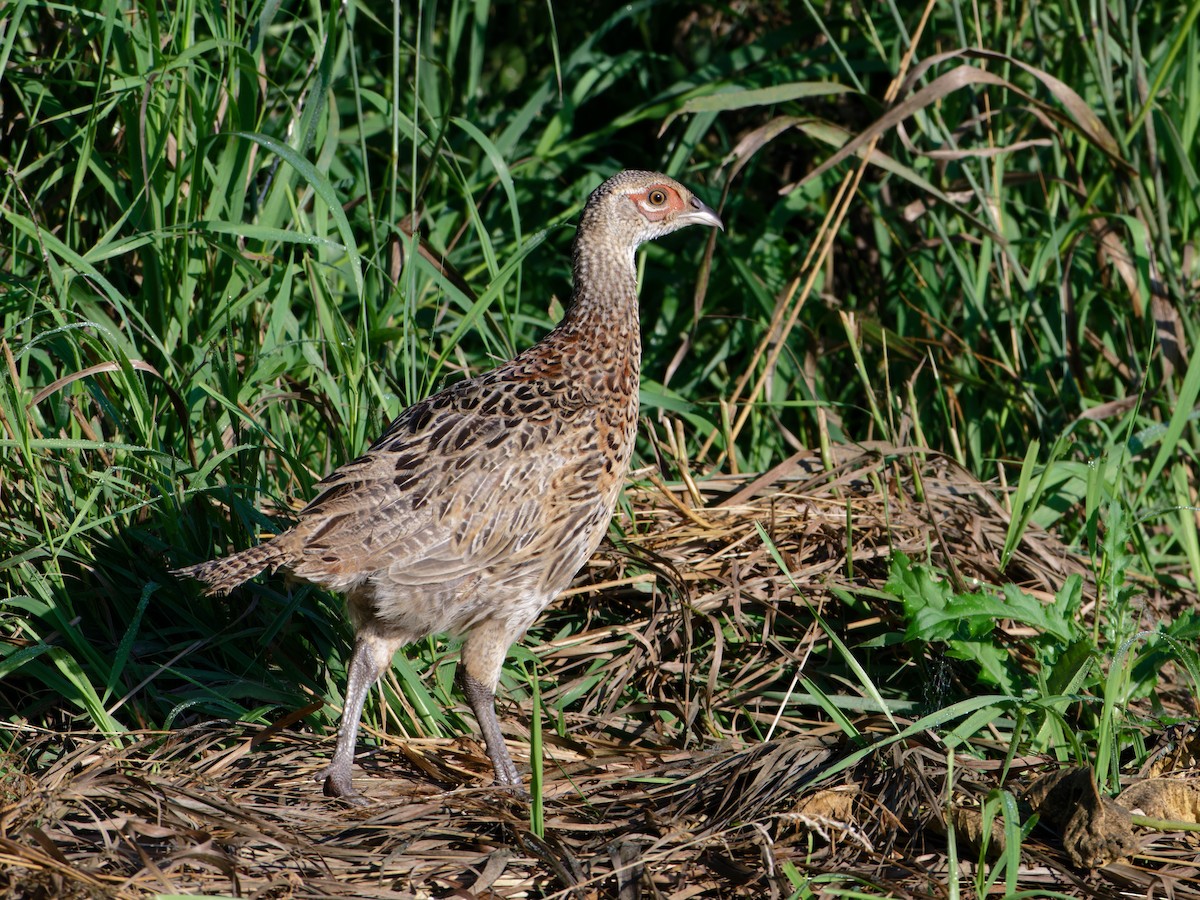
[4,722,1200,898]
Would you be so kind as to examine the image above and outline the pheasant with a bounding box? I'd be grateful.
[174,170,722,803]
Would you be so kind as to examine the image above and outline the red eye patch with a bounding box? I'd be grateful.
[627,186,685,221]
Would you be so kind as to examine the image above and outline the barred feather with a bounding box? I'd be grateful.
[171,541,286,597]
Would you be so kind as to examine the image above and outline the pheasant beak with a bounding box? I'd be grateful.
[681,195,724,231]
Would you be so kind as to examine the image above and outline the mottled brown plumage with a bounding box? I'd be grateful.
[174,170,722,803]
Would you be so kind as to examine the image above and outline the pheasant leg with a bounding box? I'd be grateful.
[459,667,523,787]
[318,629,404,804]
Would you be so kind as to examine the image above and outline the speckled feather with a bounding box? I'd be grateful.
[174,170,722,799]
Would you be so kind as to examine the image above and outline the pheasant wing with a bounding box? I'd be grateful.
[285,373,611,599]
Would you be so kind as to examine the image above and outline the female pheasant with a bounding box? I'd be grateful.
[174,170,722,803]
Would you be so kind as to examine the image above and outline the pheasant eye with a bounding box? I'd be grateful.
[647,189,667,205]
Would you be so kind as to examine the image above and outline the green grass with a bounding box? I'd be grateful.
[3,0,1200,870]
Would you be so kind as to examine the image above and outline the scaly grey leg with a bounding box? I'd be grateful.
[459,666,523,787]
[317,630,404,804]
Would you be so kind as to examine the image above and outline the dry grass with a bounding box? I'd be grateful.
[6,724,1199,899]
[3,445,1197,898]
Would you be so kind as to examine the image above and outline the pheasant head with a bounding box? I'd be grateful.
[576,169,722,261]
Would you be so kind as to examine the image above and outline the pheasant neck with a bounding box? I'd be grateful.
[563,243,641,349]
[556,244,642,396]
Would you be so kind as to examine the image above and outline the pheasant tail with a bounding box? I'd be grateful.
[171,541,286,596]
